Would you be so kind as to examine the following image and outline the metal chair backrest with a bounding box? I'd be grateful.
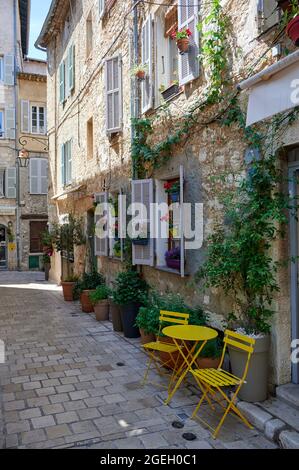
[157,310,190,340]
[221,330,256,382]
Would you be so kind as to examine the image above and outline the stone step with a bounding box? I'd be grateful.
[276,384,299,410]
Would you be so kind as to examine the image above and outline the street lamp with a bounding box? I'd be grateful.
[17,148,30,168]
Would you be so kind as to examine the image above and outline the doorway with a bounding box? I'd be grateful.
[289,157,299,384]
[0,225,7,270]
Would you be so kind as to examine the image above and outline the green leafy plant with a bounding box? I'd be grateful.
[73,270,105,299]
[64,275,79,283]
[89,285,111,305]
[112,270,148,306]
[171,28,192,40]
[281,0,299,27]
[130,63,148,77]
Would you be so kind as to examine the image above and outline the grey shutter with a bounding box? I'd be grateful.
[179,165,185,278]
[258,0,279,33]
[21,100,30,133]
[4,54,14,86]
[141,15,153,113]
[68,45,75,92]
[178,0,200,86]
[61,144,66,187]
[118,192,125,262]
[5,107,15,140]
[95,192,109,256]
[99,0,105,18]
[0,170,5,198]
[105,56,122,133]
[6,167,16,199]
[41,159,48,194]
[30,159,39,194]
[59,62,65,103]
[132,179,154,266]
[67,140,72,184]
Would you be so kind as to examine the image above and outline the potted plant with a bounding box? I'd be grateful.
[135,302,159,344]
[61,275,79,301]
[90,285,111,321]
[171,27,192,54]
[42,252,52,281]
[164,181,180,202]
[196,338,223,369]
[196,156,289,402]
[283,0,299,45]
[112,270,148,338]
[75,271,105,313]
[165,246,181,271]
[277,0,293,13]
[130,63,148,81]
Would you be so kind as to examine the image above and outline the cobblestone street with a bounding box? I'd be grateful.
[0,272,277,449]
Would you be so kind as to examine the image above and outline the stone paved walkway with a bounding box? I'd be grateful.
[0,272,277,449]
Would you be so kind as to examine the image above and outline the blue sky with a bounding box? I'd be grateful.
[28,0,52,59]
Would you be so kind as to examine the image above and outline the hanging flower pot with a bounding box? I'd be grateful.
[286,15,299,46]
[136,70,146,80]
[177,38,190,54]
[277,0,292,13]
[131,64,148,81]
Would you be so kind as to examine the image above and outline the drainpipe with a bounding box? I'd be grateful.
[13,0,21,271]
[131,0,139,180]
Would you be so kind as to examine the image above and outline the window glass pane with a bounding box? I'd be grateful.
[0,112,3,138]
[39,107,45,133]
[0,57,3,81]
[32,106,37,132]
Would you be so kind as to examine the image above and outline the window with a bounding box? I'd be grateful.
[61,140,72,187]
[30,221,48,253]
[86,11,93,59]
[0,56,3,81]
[0,170,5,198]
[59,45,75,104]
[31,105,46,134]
[0,110,4,138]
[257,0,279,34]
[30,158,48,195]
[87,117,94,160]
[59,61,66,103]
[105,55,122,133]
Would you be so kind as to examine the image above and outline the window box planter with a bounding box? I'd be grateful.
[286,15,299,46]
[161,84,180,101]
[166,258,180,271]
[132,238,149,246]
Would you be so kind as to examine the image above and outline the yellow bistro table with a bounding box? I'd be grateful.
[162,325,218,405]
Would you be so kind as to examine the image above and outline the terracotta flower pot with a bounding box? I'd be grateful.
[140,329,155,345]
[287,15,299,46]
[61,282,75,301]
[94,300,109,321]
[277,0,292,12]
[177,38,190,54]
[136,70,146,80]
[110,301,123,332]
[80,290,95,313]
[196,357,221,370]
[157,336,187,370]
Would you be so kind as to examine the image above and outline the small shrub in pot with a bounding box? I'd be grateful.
[61,275,79,302]
[90,285,111,321]
[74,271,105,313]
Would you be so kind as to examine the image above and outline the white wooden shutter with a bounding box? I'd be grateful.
[99,0,105,18]
[132,179,154,266]
[66,140,72,184]
[141,15,153,113]
[30,158,39,194]
[178,0,200,86]
[0,170,5,198]
[180,165,185,278]
[41,159,48,194]
[4,54,14,86]
[21,100,30,133]
[6,167,16,199]
[118,192,126,262]
[258,0,279,33]
[95,192,109,257]
[59,61,65,103]
[68,45,75,92]
[105,55,122,133]
[5,107,15,140]
[61,144,66,187]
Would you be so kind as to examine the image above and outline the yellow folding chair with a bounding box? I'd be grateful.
[141,310,190,387]
[191,329,256,439]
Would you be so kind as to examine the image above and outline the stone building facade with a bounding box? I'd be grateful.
[0,0,48,272]
[37,0,299,390]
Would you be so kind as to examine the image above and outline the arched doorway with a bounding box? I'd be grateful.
[0,225,7,270]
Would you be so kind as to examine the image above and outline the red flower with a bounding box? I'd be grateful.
[186,28,192,37]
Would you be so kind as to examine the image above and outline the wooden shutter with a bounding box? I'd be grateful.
[6,167,16,199]
[132,179,154,266]
[0,170,5,198]
[30,158,39,194]
[59,61,65,103]
[61,144,66,187]
[21,100,30,133]
[30,221,48,253]
[4,54,14,86]
[118,192,126,262]
[258,0,279,33]
[178,0,200,86]
[66,140,72,184]
[99,0,105,18]
[105,55,122,133]
[141,15,153,113]
[179,165,185,278]
[68,45,75,93]
[5,107,15,140]
[95,192,109,256]
[41,159,48,194]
